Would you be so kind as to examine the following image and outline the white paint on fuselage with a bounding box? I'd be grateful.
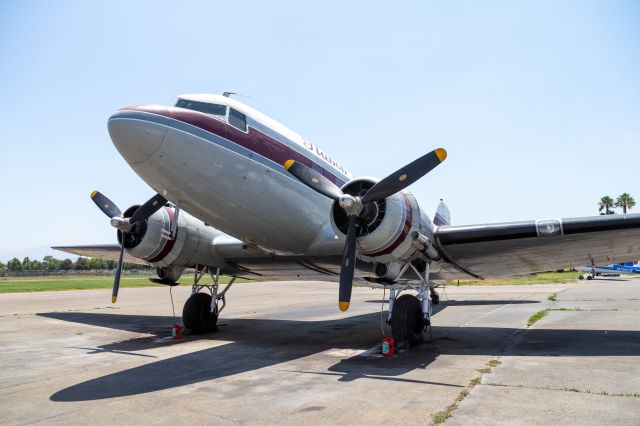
[116,117,340,254]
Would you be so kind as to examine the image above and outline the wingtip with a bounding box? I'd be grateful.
[435,148,447,162]
[283,159,295,171]
[90,190,98,198]
[111,296,117,304]
[338,301,350,312]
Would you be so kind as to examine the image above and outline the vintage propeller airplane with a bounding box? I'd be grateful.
[55,93,640,346]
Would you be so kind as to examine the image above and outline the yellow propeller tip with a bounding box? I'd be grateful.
[111,296,117,304]
[90,190,98,198]
[338,301,350,312]
[435,148,447,162]
[283,159,295,171]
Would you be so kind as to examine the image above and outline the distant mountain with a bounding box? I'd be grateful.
[0,246,80,263]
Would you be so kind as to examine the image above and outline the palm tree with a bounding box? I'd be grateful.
[598,196,615,215]
[615,193,636,214]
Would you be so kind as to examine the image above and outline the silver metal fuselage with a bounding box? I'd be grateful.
[108,102,349,256]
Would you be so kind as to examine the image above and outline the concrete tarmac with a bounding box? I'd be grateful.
[0,277,638,425]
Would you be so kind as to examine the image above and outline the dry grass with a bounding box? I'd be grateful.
[430,358,501,424]
[527,310,548,327]
[454,271,581,286]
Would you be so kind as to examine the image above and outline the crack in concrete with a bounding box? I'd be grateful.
[429,358,503,425]
[482,382,640,398]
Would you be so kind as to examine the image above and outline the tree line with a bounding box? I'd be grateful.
[598,193,635,215]
[0,255,148,272]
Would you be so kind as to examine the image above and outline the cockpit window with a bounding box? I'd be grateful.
[175,99,227,116]
[228,108,247,131]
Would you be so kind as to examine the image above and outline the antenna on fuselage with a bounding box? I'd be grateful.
[222,91,253,100]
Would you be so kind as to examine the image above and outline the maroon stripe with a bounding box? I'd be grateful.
[124,106,346,187]
[368,194,413,257]
[147,207,177,263]
[433,217,445,226]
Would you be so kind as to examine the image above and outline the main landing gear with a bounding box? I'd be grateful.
[183,266,236,334]
[387,262,440,347]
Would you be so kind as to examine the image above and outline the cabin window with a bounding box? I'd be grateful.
[229,108,247,131]
[175,99,227,116]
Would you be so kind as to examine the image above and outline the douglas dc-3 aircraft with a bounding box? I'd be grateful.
[55,93,640,346]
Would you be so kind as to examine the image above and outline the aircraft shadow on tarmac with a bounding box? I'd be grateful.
[38,303,640,402]
[365,299,538,306]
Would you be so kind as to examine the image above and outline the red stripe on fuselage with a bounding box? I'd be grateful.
[368,194,413,257]
[123,105,346,187]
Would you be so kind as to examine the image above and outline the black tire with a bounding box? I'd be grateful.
[579,275,584,280]
[183,293,218,334]
[431,292,440,305]
[391,294,424,347]
[586,275,593,281]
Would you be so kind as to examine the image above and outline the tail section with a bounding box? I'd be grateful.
[434,199,451,226]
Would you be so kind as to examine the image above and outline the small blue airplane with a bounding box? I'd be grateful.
[578,262,640,280]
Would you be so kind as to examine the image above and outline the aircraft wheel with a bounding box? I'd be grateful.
[183,293,218,334]
[586,275,593,281]
[579,275,584,280]
[431,292,440,305]
[391,294,424,347]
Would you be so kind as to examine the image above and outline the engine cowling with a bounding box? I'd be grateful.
[118,204,221,273]
[330,178,437,276]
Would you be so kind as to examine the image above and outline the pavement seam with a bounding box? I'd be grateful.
[482,382,640,398]
[433,287,560,424]
[429,358,503,425]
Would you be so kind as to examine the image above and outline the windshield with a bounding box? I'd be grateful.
[175,99,227,117]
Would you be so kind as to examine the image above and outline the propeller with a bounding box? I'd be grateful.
[90,190,167,303]
[130,193,168,223]
[284,148,447,311]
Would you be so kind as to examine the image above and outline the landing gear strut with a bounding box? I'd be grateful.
[182,266,236,334]
[387,262,439,347]
[579,268,596,281]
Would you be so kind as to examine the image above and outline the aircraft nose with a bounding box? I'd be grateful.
[108,111,167,164]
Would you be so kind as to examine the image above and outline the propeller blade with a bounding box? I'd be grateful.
[338,216,358,311]
[130,193,168,223]
[90,190,122,219]
[361,148,447,203]
[284,160,344,201]
[112,232,125,304]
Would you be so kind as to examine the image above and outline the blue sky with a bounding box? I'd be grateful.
[1,0,639,261]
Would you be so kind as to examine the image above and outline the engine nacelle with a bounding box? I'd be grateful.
[118,204,222,277]
[330,178,437,269]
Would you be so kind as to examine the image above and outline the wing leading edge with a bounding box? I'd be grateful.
[52,245,148,266]
[434,213,640,279]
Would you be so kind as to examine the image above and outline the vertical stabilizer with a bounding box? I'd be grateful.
[434,199,451,226]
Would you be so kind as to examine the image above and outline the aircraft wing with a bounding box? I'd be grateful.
[434,213,640,278]
[52,244,148,266]
[54,213,640,283]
